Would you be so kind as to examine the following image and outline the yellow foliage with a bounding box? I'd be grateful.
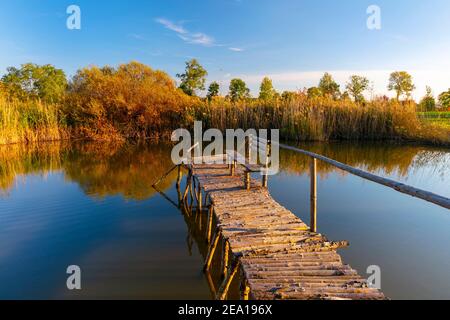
[65,61,196,140]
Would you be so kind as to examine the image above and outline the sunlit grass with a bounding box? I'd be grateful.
[0,96,67,145]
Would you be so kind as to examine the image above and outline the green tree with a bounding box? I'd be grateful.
[419,86,436,111]
[1,63,67,102]
[307,87,322,99]
[281,91,296,101]
[176,59,208,96]
[388,71,416,101]
[206,81,220,101]
[318,73,340,99]
[229,78,250,101]
[438,89,450,109]
[346,75,369,103]
[259,77,276,100]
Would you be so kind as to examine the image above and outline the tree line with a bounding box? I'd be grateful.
[176,59,450,111]
[0,60,449,145]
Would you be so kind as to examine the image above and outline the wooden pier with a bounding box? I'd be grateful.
[154,135,449,300]
[182,162,386,300]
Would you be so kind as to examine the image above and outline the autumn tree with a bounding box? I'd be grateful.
[438,89,450,110]
[346,75,369,103]
[388,71,416,101]
[177,59,208,96]
[419,86,436,111]
[229,78,250,101]
[259,77,276,101]
[318,73,340,99]
[206,81,220,101]
[67,61,193,139]
[1,63,67,102]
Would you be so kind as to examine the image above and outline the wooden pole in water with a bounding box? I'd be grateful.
[183,172,191,201]
[221,239,230,279]
[204,229,222,271]
[206,205,214,243]
[242,281,251,300]
[176,165,183,187]
[217,260,241,300]
[310,157,317,233]
[198,184,203,211]
[262,143,271,188]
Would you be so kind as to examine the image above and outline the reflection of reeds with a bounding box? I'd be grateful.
[0,142,67,192]
[0,141,178,200]
[1,141,448,200]
[279,142,449,179]
[62,142,177,200]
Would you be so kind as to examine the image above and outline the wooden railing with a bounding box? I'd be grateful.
[278,143,450,216]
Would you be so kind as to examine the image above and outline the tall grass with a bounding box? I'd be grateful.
[202,95,450,145]
[1,82,449,146]
[0,95,68,145]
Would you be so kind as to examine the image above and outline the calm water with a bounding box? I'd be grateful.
[0,141,449,300]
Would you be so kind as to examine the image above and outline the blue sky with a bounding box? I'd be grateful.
[1,0,450,99]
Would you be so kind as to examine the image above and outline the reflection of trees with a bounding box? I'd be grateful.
[279,142,450,179]
[0,142,178,200]
[0,143,67,193]
[62,142,177,200]
[1,141,448,200]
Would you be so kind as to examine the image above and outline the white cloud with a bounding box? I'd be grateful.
[156,18,215,47]
[229,47,244,52]
[179,33,215,46]
[155,18,187,35]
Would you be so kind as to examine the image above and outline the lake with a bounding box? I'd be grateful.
[0,141,449,300]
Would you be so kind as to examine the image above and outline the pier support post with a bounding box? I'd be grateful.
[241,281,251,300]
[206,205,214,243]
[217,260,241,300]
[198,184,202,211]
[262,143,271,188]
[310,157,317,233]
[204,229,222,272]
[245,172,251,190]
[230,160,236,176]
[176,165,183,187]
[221,239,230,279]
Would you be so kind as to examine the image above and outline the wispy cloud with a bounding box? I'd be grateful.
[179,33,215,46]
[155,18,187,35]
[156,18,216,47]
[229,47,244,52]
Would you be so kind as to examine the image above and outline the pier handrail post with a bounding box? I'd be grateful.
[310,157,317,233]
[246,135,252,162]
[262,141,271,188]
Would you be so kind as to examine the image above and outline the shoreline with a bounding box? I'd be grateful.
[1,134,449,149]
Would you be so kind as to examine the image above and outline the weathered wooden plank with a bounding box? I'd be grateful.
[187,162,385,300]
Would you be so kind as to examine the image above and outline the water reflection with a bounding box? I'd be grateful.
[0,142,178,199]
[1,141,448,199]
[0,141,449,299]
